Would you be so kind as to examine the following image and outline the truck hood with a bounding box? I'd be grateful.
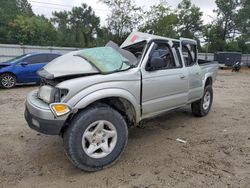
[38,42,137,80]
[38,51,99,79]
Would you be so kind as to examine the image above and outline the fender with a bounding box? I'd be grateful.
[74,88,141,123]
[203,72,213,87]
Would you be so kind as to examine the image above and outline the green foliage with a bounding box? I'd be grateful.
[100,0,142,44]
[140,0,178,38]
[176,0,203,38]
[51,3,100,47]
[16,0,34,16]
[8,15,57,45]
[203,22,226,52]
[140,0,203,40]
[237,0,250,39]
[0,0,19,43]
[214,0,239,41]
[69,4,100,47]
[204,0,250,53]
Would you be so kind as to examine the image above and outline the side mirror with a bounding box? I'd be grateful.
[20,62,28,66]
[146,57,165,71]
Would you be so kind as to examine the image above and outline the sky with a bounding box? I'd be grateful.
[28,0,217,25]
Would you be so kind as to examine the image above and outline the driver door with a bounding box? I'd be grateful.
[141,41,189,118]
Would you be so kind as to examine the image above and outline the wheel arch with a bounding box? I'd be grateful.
[0,72,17,78]
[205,76,213,87]
[68,88,141,127]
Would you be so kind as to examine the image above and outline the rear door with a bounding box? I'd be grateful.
[180,38,203,102]
[141,40,189,117]
[19,54,48,82]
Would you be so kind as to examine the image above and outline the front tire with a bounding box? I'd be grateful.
[63,104,128,171]
[191,85,213,117]
[0,73,16,89]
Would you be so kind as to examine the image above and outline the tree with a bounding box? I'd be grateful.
[176,0,203,38]
[51,11,74,46]
[52,3,100,47]
[214,0,239,42]
[237,0,250,39]
[0,0,19,43]
[100,0,142,44]
[16,0,34,16]
[140,0,178,38]
[51,11,69,32]
[69,4,100,47]
[203,21,226,52]
[203,0,242,52]
[95,26,115,46]
[0,0,34,43]
[8,15,57,45]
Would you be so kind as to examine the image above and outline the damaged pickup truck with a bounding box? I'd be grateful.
[25,32,219,171]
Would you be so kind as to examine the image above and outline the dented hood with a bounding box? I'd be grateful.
[38,51,99,79]
[38,42,137,79]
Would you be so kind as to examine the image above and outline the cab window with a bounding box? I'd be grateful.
[182,44,197,67]
[147,42,180,71]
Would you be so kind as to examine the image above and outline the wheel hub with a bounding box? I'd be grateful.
[203,91,211,110]
[2,75,15,88]
[82,120,117,159]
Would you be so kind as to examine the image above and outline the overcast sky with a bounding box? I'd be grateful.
[28,0,217,25]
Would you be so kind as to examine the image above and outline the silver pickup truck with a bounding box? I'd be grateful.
[25,32,219,171]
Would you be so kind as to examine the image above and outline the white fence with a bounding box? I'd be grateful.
[0,44,250,66]
[0,44,80,62]
[241,54,250,65]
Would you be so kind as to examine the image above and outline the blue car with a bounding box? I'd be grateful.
[0,53,61,88]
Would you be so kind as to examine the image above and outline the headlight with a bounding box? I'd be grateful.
[50,103,71,117]
[37,85,56,103]
[38,85,69,104]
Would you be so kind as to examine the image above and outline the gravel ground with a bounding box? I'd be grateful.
[0,69,250,188]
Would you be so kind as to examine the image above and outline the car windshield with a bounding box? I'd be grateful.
[4,54,27,63]
[75,46,132,74]
[75,41,147,74]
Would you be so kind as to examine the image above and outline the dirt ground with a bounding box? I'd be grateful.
[0,69,250,188]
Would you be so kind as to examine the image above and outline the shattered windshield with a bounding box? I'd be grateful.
[76,47,131,74]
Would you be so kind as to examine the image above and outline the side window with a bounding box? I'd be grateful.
[181,44,197,67]
[47,54,60,62]
[147,42,179,71]
[25,55,48,64]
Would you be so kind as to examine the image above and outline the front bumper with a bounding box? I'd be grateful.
[24,90,69,135]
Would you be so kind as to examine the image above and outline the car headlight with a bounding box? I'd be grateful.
[38,85,68,103]
[50,103,72,117]
[37,85,56,103]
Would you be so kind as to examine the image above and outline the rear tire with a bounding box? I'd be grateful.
[63,104,128,171]
[0,73,16,89]
[191,85,213,117]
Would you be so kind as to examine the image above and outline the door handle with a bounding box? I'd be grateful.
[180,75,186,79]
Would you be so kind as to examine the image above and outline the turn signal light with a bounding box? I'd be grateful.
[50,103,71,117]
